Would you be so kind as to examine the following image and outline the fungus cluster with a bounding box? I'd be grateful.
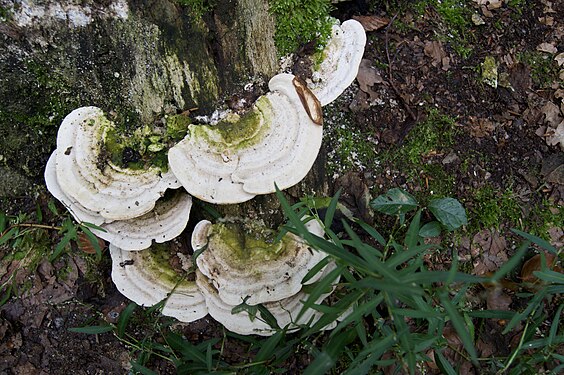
[45,106,192,251]
[45,19,366,333]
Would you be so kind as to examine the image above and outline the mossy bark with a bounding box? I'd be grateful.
[0,0,328,220]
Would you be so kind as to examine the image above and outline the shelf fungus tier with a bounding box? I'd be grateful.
[168,73,323,204]
[46,152,192,251]
[54,106,181,221]
[309,19,367,106]
[110,244,207,322]
[196,263,339,336]
[191,218,327,306]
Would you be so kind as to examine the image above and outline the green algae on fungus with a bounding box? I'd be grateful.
[168,73,324,204]
[193,217,327,306]
[209,221,290,264]
[53,106,180,221]
[190,96,272,150]
[140,243,193,286]
[110,243,207,323]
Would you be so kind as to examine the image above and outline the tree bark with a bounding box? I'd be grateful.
[0,0,327,219]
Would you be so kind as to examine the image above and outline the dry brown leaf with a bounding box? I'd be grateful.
[471,229,508,275]
[77,232,106,255]
[486,286,512,311]
[541,101,562,126]
[537,42,558,54]
[352,15,389,32]
[357,59,383,93]
[521,252,560,284]
[556,53,564,67]
[468,116,496,138]
[424,41,447,68]
[474,0,503,10]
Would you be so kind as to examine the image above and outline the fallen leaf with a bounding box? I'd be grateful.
[557,53,564,67]
[539,16,554,26]
[424,41,447,68]
[486,286,512,311]
[352,15,389,32]
[474,0,503,10]
[468,116,496,138]
[537,42,558,54]
[472,13,485,26]
[471,229,508,275]
[521,252,560,284]
[77,232,106,255]
[356,59,383,93]
[541,101,562,126]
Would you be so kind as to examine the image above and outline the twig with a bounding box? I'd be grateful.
[384,14,418,143]
[1,223,62,238]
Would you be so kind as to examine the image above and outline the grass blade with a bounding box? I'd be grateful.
[489,240,530,282]
[511,228,557,254]
[324,189,341,229]
[439,293,477,363]
[117,302,137,338]
[548,303,564,346]
[435,349,457,375]
[68,325,114,334]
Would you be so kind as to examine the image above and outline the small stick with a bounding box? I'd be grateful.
[384,14,418,125]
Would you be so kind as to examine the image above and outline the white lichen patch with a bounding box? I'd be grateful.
[10,0,129,28]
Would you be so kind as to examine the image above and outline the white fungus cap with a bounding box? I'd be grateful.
[191,218,327,306]
[309,19,367,106]
[110,244,207,322]
[92,190,192,251]
[55,106,180,221]
[46,151,192,251]
[168,73,323,204]
[195,261,339,336]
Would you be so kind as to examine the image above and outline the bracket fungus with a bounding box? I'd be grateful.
[110,244,207,322]
[54,106,181,221]
[309,19,367,106]
[196,263,339,336]
[168,73,323,204]
[46,152,192,251]
[191,218,326,306]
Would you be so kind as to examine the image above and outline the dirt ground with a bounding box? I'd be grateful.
[1,1,563,374]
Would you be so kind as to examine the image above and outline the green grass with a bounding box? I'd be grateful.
[5,188,562,374]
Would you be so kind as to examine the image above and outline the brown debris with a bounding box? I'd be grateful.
[353,15,390,32]
[471,229,508,276]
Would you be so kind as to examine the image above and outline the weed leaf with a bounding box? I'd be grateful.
[489,240,529,282]
[50,225,78,261]
[548,303,563,346]
[255,331,284,362]
[0,212,7,232]
[0,227,17,246]
[419,221,442,237]
[370,188,418,216]
[131,362,158,375]
[435,349,457,375]
[0,284,13,307]
[428,198,467,231]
